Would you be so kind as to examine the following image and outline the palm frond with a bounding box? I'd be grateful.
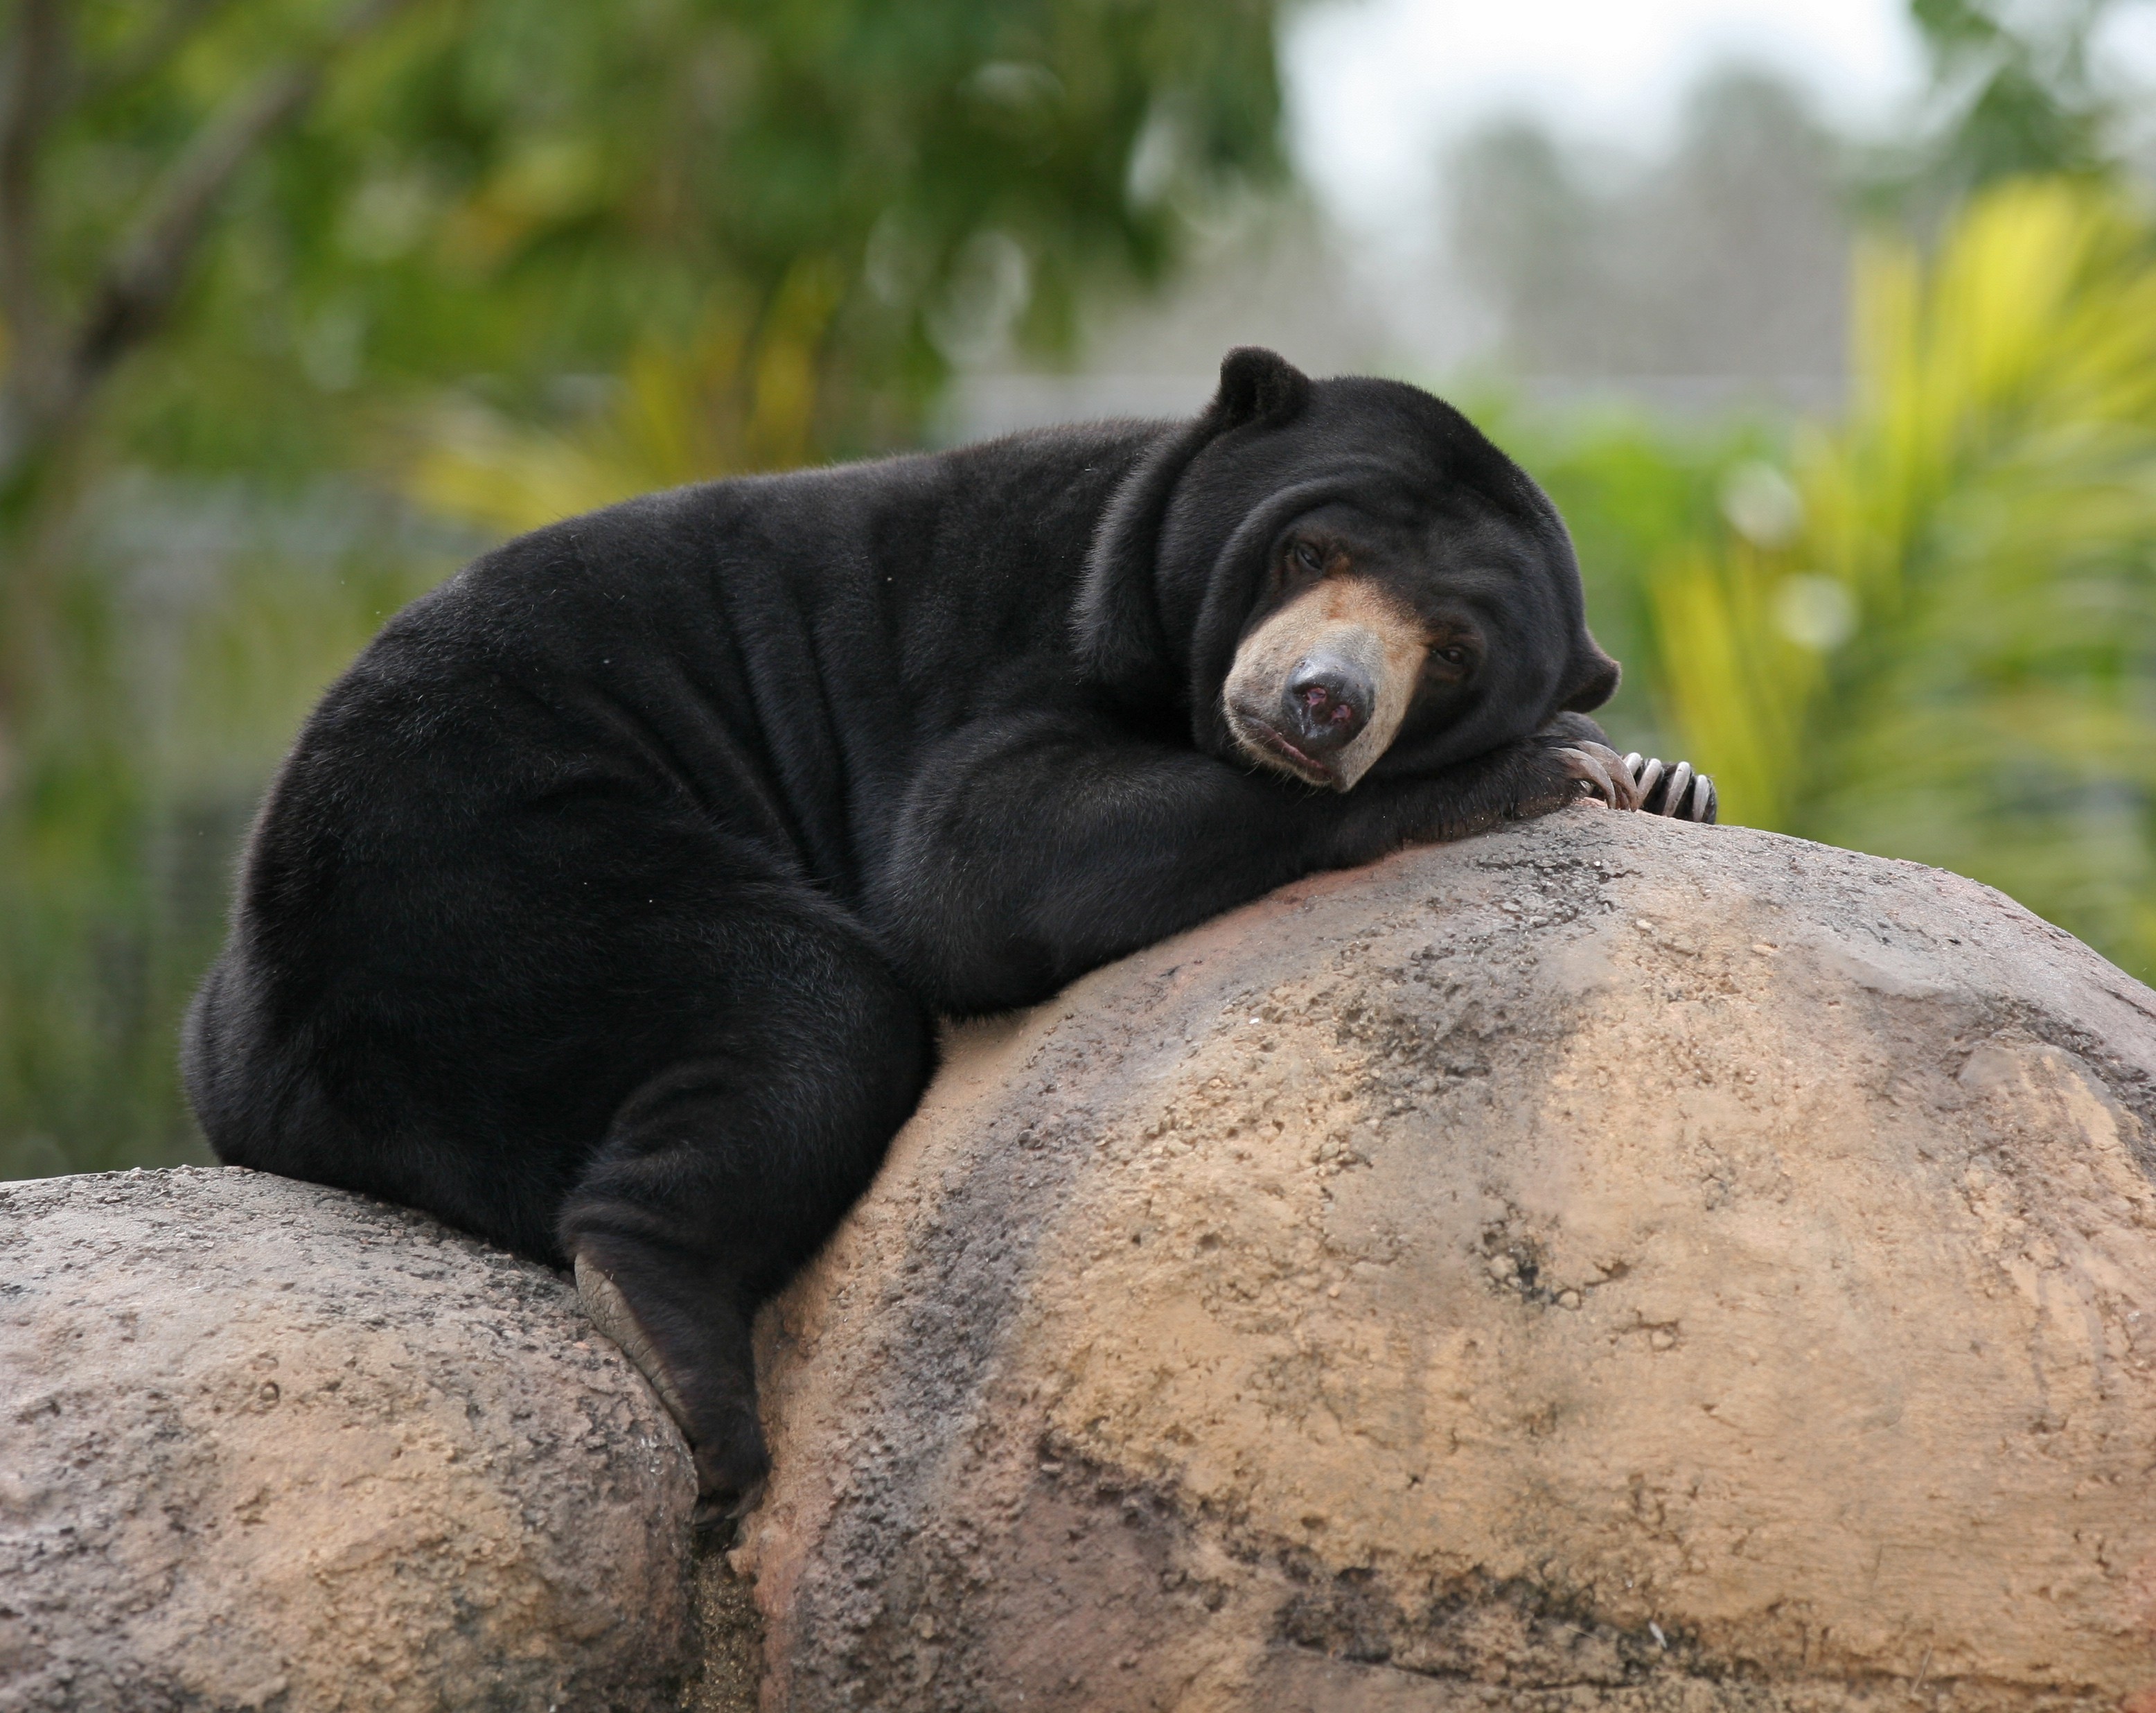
[1647,179,2156,979]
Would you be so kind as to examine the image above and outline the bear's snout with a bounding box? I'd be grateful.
[1224,576,1428,791]
[1283,654,1372,753]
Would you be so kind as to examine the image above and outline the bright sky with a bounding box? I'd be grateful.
[1283,0,1931,236]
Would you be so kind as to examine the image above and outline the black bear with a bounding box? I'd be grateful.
[184,348,1713,1507]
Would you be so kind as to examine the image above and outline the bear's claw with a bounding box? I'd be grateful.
[1557,741,1644,810]
[693,1474,768,1537]
[1622,752,1717,823]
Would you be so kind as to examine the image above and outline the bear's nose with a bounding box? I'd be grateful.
[1282,656,1372,753]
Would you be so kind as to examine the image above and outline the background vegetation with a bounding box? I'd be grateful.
[2,0,2153,1176]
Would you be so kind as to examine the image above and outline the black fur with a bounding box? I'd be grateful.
[184,349,1621,1497]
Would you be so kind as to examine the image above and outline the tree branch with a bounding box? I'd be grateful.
[0,0,415,492]
[70,62,318,385]
[0,0,67,401]
[71,0,412,390]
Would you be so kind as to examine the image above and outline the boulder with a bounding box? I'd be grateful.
[0,1167,698,1713]
[736,807,2156,1711]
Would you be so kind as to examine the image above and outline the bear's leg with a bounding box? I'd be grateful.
[558,904,934,1509]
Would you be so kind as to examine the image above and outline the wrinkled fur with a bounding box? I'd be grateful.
[185,349,1623,1497]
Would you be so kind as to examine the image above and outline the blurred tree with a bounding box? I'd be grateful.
[1478,397,1783,764]
[0,0,1289,1176]
[1897,0,2150,202]
[2,0,1286,585]
[1442,15,2156,986]
[1446,69,1850,405]
[1644,179,2156,982]
[0,0,403,501]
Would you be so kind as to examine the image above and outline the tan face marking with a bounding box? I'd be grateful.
[1222,575,1433,791]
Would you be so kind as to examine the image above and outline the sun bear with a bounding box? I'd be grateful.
[183,347,1714,1509]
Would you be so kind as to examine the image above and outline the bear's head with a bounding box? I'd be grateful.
[1076,347,1618,791]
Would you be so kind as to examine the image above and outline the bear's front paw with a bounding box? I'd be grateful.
[1622,753,1717,823]
[1553,741,1643,811]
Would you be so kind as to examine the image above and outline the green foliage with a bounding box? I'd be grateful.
[49,0,1283,486]
[1892,0,2146,204]
[1455,180,2156,992]
[0,475,465,1175]
[0,0,1289,1176]
[1634,179,2156,982]
[1468,397,1787,764]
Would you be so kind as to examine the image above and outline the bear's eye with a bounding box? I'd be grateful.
[1291,541,1323,574]
[1436,646,1471,669]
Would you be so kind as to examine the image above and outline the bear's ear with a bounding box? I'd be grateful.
[1213,346,1311,428]
[1559,640,1620,712]
[1074,352,1312,708]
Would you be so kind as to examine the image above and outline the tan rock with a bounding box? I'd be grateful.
[0,1166,698,1713]
[737,808,2156,1711]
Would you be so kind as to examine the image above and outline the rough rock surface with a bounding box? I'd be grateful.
[736,807,2156,1712]
[0,1167,698,1713]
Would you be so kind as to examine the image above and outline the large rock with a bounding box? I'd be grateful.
[736,807,2156,1711]
[0,1168,698,1713]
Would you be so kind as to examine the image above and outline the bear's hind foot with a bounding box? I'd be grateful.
[576,1254,693,1426]
[575,1254,771,1515]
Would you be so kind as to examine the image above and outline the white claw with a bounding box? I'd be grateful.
[1694,775,1717,824]
[1634,756,1665,803]
[1623,752,1645,779]
[1659,759,1694,816]
[1557,746,1618,805]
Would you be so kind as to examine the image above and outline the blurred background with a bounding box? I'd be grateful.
[3,0,2154,1178]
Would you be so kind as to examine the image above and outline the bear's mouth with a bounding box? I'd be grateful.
[1227,709,1338,788]
[1221,577,1431,794]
